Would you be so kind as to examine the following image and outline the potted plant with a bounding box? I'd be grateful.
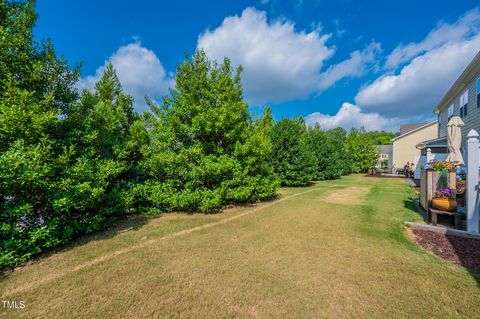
[431,160,455,172]
[432,187,457,211]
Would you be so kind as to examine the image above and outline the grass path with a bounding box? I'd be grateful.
[1,175,479,318]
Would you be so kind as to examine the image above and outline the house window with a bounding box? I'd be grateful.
[477,78,480,107]
[448,104,454,121]
[460,89,469,118]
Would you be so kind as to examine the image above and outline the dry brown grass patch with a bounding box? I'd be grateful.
[323,186,370,205]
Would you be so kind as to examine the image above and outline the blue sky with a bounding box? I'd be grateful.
[36,0,480,132]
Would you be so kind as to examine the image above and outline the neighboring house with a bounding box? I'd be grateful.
[375,145,392,172]
[391,121,438,175]
[435,50,480,150]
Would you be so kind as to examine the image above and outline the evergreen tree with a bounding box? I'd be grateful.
[271,118,316,186]
[305,125,351,180]
[137,51,278,212]
[326,127,352,175]
[54,64,143,232]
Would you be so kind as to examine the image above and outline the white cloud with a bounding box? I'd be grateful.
[355,8,480,118]
[197,7,378,105]
[305,103,402,132]
[385,8,480,69]
[318,42,381,90]
[356,35,480,117]
[77,43,173,112]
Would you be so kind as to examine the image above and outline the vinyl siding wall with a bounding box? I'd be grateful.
[392,123,438,171]
[438,73,480,149]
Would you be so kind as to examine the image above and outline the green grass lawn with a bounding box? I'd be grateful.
[1,175,479,318]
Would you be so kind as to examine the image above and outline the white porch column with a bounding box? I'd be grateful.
[466,129,480,232]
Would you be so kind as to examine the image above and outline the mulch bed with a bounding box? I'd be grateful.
[410,228,480,273]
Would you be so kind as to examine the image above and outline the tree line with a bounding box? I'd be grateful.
[0,0,385,268]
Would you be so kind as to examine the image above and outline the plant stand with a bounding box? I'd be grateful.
[420,169,456,210]
[428,206,462,229]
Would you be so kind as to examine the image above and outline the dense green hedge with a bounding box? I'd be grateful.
[0,0,380,269]
[270,121,377,186]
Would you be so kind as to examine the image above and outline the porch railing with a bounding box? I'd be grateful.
[466,129,480,232]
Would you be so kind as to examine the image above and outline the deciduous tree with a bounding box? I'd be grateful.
[345,127,379,173]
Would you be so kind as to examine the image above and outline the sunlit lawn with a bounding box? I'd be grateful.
[1,175,479,318]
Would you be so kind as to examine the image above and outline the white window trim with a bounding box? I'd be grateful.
[459,90,469,118]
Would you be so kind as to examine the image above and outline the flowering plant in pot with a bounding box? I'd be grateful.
[432,187,457,211]
[431,160,455,172]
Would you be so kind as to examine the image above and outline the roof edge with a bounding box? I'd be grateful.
[434,50,480,114]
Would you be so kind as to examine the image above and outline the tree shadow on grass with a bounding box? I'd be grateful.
[282,181,316,188]
[1,184,319,277]
[403,199,427,222]
[0,214,149,278]
[1,192,289,276]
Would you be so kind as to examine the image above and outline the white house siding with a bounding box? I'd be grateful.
[392,122,438,173]
[438,107,448,138]
[438,73,480,149]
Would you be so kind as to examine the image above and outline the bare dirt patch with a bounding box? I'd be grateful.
[323,187,370,205]
[408,228,480,273]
